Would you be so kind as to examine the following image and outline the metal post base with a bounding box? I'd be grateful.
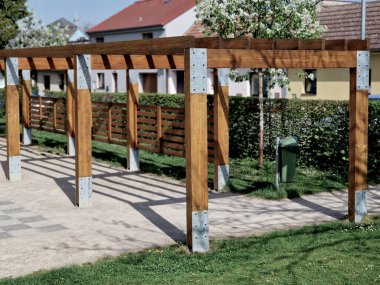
[22,128,32,146]
[355,190,367,223]
[7,156,21,182]
[192,211,209,253]
[216,165,229,191]
[77,176,92,208]
[67,136,75,156]
[128,148,140,171]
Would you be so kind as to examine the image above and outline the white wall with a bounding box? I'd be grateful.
[37,71,66,96]
[90,29,165,43]
[163,7,196,37]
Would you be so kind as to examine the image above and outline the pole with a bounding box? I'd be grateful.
[361,0,366,40]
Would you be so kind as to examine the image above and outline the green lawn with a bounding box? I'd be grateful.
[1,217,380,284]
[0,127,347,199]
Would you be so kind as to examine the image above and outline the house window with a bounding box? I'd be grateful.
[59,74,65,91]
[304,69,317,95]
[250,74,268,97]
[142,33,153,39]
[176,71,185,94]
[96,37,104,43]
[44,75,51,91]
[97,73,105,89]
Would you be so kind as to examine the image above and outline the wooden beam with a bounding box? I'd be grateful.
[19,57,74,70]
[75,55,93,208]
[348,52,369,222]
[207,49,358,69]
[91,55,184,70]
[127,70,140,171]
[5,58,21,181]
[185,48,209,253]
[213,69,229,191]
[21,70,32,145]
[66,70,75,156]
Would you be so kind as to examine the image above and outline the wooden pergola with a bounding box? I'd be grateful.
[0,36,370,252]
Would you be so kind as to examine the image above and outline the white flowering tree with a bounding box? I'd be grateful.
[197,0,324,166]
[7,14,68,48]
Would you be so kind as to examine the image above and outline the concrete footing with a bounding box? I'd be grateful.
[7,156,21,181]
[77,176,93,208]
[22,128,32,146]
[355,190,367,223]
[67,136,75,156]
[128,148,140,171]
[216,165,229,191]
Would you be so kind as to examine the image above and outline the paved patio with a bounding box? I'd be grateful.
[0,138,379,279]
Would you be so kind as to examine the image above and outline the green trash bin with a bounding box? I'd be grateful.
[280,136,299,183]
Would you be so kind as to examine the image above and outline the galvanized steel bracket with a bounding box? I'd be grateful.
[218,68,229,87]
[128,70,139,84]
[8,156,21,181]
[21,70,31,81]
[76,55,91,89]
[357,51,370,90]
[355,190,367,223]
[78,176,93,208]
[6,58,19,86]
[67,69,74,84]
[189,48,207,94]
[192,210,209,252]
[217,165,230,191]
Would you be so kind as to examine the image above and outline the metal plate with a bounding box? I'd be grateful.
[21,70,31,81]
[357,51,370,90]
[128,70,139,84]
[217,165,229,191]
[67,69,74,84]
[189,48,207,94]
[78,176,92,208]
[355,190,367,223]
[6,58,19,86]
[8,156,21,181]
[192,210,209,252]
[67,136,75,156]
[128,148,140,171]
[218,68,229,87]
[23,128,32,146]
[76,55,91,89]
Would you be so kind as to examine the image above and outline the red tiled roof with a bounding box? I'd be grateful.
[319,2,380,50]
[87,0,196,34]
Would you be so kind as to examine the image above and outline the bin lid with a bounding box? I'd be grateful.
[280,136,298,148]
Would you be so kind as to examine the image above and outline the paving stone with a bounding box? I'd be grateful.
[1,224,31,232]
[0,219,20,227]
[0,232,11,240]
[18,216,47,224]
[36,224,67,232]
[0,215,12,221]
[2,208,27,214]
[0,201,12,206]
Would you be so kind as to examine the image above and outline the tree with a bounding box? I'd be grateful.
[7,13,69,48]
[0,0,29,48]
[196,0,324,166]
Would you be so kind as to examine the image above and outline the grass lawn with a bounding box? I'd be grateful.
[1,217,380,284]
[0,127,347,199]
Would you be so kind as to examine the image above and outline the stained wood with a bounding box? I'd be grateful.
[22,78,31,129]
[127,75,139,150]
[348,68,368,222]
[66,71,75,140]
[6,85,20,157]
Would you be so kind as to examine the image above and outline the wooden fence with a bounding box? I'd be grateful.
[30,96,215,161]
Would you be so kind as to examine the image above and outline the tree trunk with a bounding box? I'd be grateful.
[258,73,264,166]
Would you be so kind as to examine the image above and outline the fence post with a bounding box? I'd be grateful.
[5,58,21,181]
[21,70,32,146]
[108,102,112,143]
[185,48,209,253]
[127,69,140,171]
[348,51,369,223]
[53,99,57,131]
[213,68,229,191]
[66,69,75,156]
[39,95,42,129]
[75,55,93,208]
[156,106,162,152]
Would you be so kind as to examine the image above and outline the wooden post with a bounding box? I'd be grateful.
[39,95,42,129]
[127,70,140,171]
[21,70,32,146]
[53,99,57,131]
[213,68,229,191]
[348,51,369,223]
[75,55,93,208]
[66,69,75,156]
[156,106,162,152]
[185,48,209,253]
[108,102,112,143]
[5,58,21,181]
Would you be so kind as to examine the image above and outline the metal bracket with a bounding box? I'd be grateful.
[6,58,19,86]
[23,128,32,146]
[192,210,209,252]
[128,70,139,84]
[189,48,207,94]
[67,69,74,84]
[8,156,21,181]
[355,190,367,223]
[218,68,229,87]
[78,176,93,208]
[21,70,31,81]
[128,148,140,171]
[357,51,370,90]
[217,165,229,191]
[76,55,91,89]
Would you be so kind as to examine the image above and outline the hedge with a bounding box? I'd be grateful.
[1,90,379,180]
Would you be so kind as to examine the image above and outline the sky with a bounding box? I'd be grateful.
[27,0,134,29]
